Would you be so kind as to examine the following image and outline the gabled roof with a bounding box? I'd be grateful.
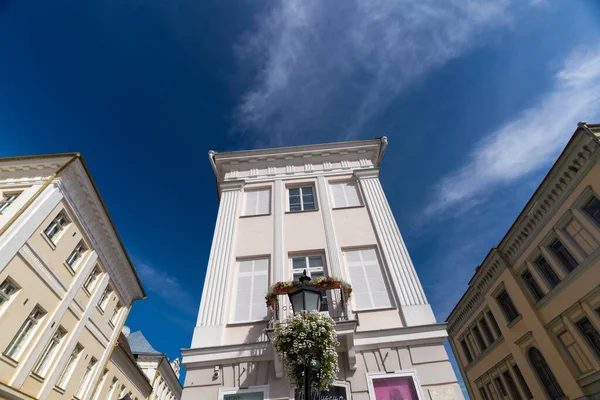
[127,331,162,355]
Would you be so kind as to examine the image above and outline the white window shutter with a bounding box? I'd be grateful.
[344,181,361,207]
[330,183,347,208]
[344,248,391,310]
[234,258,269,322]
[243,191,258,216]
[256,189,271,215]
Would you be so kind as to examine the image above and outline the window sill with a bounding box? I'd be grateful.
[0,353,18,367]
[285,209,320,214]
[83,287,92,297]
[507,314,522,328]
[53,386,66,395]
[96,305,105,315]
[353,306,396,313]
[63,262,76,276]
[41,232,57,250]
[332,205,365,210]
[240,213,272,219]
[30,372,45,383]
[108,321,115,329]
[226,318,269,327]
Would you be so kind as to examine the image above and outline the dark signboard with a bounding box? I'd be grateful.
[294,385,348,400]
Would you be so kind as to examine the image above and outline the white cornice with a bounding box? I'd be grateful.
[54,160,144,305]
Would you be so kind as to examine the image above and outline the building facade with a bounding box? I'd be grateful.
[446,124,600,400]
[181,138,463,400]
[0,153,145,400]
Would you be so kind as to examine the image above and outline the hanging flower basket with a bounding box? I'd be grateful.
[272,310,340,391]
[265,277,352,307]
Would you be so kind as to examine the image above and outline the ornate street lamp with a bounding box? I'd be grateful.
[288,270,322,400]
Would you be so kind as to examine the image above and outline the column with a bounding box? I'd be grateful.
[354,168,435,326]
[192,180,244,347]
[273,180,285,283]
[316,176,343,277]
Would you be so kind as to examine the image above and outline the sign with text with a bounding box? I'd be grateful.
[294,385,348,400]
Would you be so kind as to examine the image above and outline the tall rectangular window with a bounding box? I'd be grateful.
[480,318,495,344]
[521,269,545,301]
[583,196,600,225]
[344,248,391,310]
[479,387,489,400]
[496,290,519,323]
[460,339,473,363]
[74,357,98,399]
[107,377,118,400]
[493,377,507,397]
[472,326,487,351]
[288,186,316,212]
[44,211,69,241]
[83,266,101,292]
[33,327,67,377]
[233,258,269,322]
[534,256,561,288]
[330,181,361,208]
[0,278,19,310]
[98,286,113,311]
[549,239,578,272]
[0,192,20,213]
[109,302,123,327]
[512,365,533,399]
[5,306,46,359]
[56,343,83,389]
[576,317,600,358]
[66,241,87,269]
[502,371,522,400]
[243,188,271,216]
[486,310,502,337]
[291,255,329,311]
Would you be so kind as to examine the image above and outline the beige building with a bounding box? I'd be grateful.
[446,123,600,400]
[182,138,463,399]
[0,153,147,400]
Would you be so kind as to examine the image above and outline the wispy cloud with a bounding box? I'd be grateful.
[425,47,600,217]
[236,0,520,145]
[136,260,198,316]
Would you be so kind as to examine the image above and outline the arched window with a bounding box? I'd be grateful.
[528,347,565,399]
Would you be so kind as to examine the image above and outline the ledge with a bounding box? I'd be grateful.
[40,232,56,250]
[0,353,18,368]
[332,205,365,211]
[285,209,320,214]
[63,262,76,276]
[239,213,272,219]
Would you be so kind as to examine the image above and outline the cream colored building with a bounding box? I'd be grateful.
[0,153,146,400]
[446,123,600,400]
[181,138,464,400]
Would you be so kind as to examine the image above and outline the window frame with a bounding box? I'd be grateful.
[83,266,102,293]
[343,247,393,311]
[55,343,84,389]
[582,195,600,227]
[32,326,67,377]
[109,302,123,328]
[242,188,272,217]
[0,191,21,213]
[575,317,600,359]
[230,257,270,324]
[74,356,98,399]
[0,277,20,312]
[533,255,561,289]
[4,305,47,360]
[521,269,545,302]
[495,289,520,324]
[329,180,363,209]
[218,385,270,400]
[97,286,113,312]
[366,370,425,400]
[43,211,70,242]
[65,240,88,271]
[286,185,317,212]
[548,238,579,273]
[290,254,330,312]
[460,338,473,363]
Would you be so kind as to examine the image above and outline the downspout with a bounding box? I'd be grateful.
[375,136,388,167]
[577,121,600,145]
[0,153,80,238]
[208,150,222,202]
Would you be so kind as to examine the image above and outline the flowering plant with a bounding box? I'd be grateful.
[272,311,340,391]
[265,277,352,307]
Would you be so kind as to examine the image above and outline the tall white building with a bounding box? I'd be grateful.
[181,138,463,400]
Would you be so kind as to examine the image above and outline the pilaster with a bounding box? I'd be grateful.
[273,180,285,282]
[316,176,343,278]
[193,180,244,347]
[354,168,435,326]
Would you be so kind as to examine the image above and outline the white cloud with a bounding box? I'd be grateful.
[236,0,518,145]
[425,47,600,217]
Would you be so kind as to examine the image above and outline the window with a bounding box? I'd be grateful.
[56,344,83,389]
[534,256,561,289]
[460,339,473,363]
[549,239,578,272]
[44,211,69,241]
[83,266,101,292]
[502,371,522,400]
[528,347,565,400]
[243,188,271,216]
[480,318,495,344]
[558,330,594,374]
[512,365,533,399]
[66,241,87,269]
[0,278,19,310]
[110,302,123,327]
[472,326,487,351]
[106,377,118,400]
[494,377,507,397]
[74,357,98,399]
[33,327,67,376]
[291,255,329,312]
[583,196,600,225]
[496,290,519,323]
[5,306,46,359]
[479,387,489,400]
[487,311,502,337]
[576,317,600,358]
[98,286,113,311]
[0,192,20,213]
[521,269,545,301]
[344,248,392,310]
[288,186,316,212]
[330,181,361,208]
[232,258,269,322]
[367,372,421,400]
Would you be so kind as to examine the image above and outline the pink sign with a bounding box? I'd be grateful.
[372,376,419,400]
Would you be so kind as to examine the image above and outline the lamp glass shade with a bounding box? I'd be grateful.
[289,287,322,313]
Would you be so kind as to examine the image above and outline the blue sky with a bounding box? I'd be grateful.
[2,0,600,391]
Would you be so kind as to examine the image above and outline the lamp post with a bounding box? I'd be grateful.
[288,270,322,400]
